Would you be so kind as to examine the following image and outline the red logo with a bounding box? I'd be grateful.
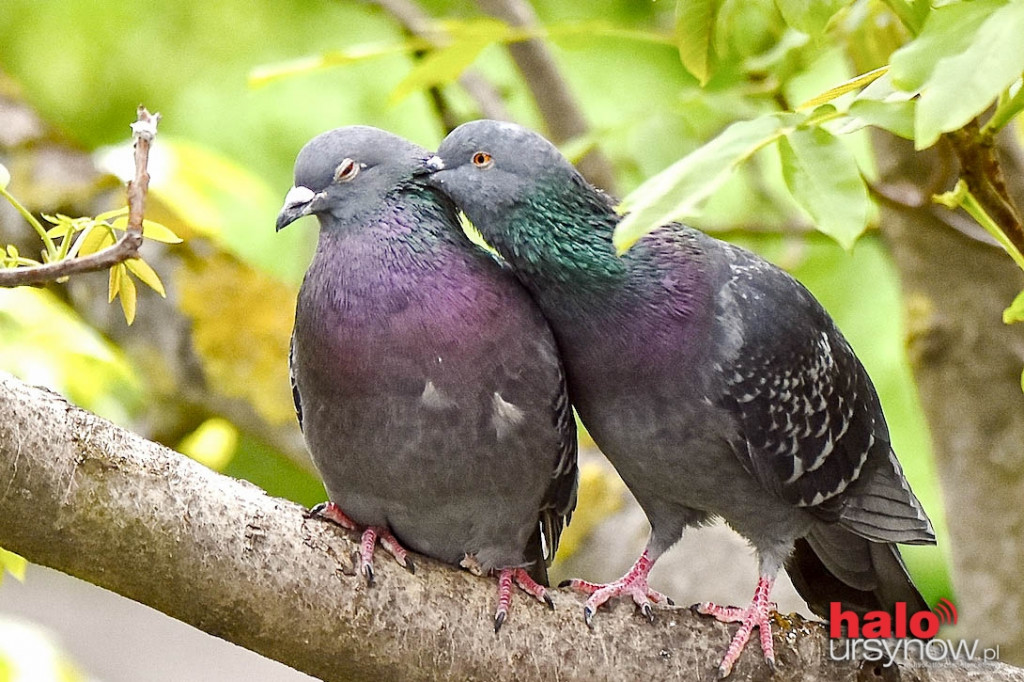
[933,598,958,626]
[828,601,955,639]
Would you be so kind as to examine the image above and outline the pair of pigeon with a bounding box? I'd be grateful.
[277,121,935,678]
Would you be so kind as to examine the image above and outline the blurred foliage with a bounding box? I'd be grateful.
[0,618,85,682]
[175,251,296,427]
[0,0,979,616]
[552,461,627,564]
[0,287,141,422]
[0,548,26,586]
[177,417,239,471]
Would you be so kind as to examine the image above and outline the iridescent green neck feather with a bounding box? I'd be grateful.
[488,170,626,288]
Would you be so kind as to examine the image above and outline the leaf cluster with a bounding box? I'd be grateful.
[0,161,181,324]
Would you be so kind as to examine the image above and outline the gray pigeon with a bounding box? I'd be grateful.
[423,120,935,676]
[277,126,577,630]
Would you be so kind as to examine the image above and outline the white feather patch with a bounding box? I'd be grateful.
[491,392,525,439]
[420,381,452,409]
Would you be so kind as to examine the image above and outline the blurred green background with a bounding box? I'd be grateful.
[0,0,950,678]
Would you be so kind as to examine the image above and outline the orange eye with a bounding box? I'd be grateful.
[334,158,360,182]
[471,151,493,169]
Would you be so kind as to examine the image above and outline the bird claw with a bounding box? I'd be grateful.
[563,552,668,627]
[700,575,778,679]
[492,567,552,631]
[361,560,375,586]
[307,501,359,531]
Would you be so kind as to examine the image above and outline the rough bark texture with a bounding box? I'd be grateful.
[1,372,1021,682]
[875,132,1024,664]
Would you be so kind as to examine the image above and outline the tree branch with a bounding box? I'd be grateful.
[947,119,1024,257]
[473,0,619,192]
[1,371,1021,681]
[368,0,513,124]
[0,106,158,288]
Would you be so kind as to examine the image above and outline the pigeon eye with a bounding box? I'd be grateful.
[471,151,494,169]
[334,158,360,182]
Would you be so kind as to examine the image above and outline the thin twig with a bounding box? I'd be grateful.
[0,106,159,288]
[367,0,512,124]
[473,0,618,192]
[946,119,1024,257]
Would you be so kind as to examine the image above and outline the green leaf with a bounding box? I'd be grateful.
[248,39,432,88]
[0,163,9,191]
[675,0,720,85]
[799,66,889,110]
[779,125,870,250]
[914,1,1024,148]
[108,263,122,303]
[1003,289,1024,324]
[119,268,137,325]
[774,0,848,34]
[890,0,1006,92]
[110,216,183,243]
[615,114,789,252]
[390,18,515,104]
[77,224,115,256]
[881,0,930,35]
[94,207,128,222]
[125,257,166,297]
[0,546,26,582]
[845,98,916,139]
[390,40,492,104]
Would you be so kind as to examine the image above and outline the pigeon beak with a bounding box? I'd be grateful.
[423,155,445,173]
[276,185,319,231]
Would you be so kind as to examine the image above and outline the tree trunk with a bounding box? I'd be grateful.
[876,132,1024,664]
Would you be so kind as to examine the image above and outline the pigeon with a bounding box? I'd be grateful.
[423,120,935,676]
[276,126,577,630]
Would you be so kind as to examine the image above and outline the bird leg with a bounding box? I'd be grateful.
[493,567,554,633]
[694,574,777,679]
[308,501,415,584]
[559,549,672,627]
[307,501,359,530]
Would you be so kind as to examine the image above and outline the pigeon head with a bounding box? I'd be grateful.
[277,126,430,231]
[423,120,582,233]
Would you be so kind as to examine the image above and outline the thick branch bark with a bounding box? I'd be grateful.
[1,372,1020,681]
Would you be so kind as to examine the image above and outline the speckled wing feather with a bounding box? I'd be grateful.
[715,249,933,545]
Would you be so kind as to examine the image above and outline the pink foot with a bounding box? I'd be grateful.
[308,502,415,584]
[493,567,554,633]
[694,575,777,679]
[559,550,673,627]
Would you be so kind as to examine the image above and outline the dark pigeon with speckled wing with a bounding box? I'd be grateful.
[277,126,577,630]
[424,120,934,676]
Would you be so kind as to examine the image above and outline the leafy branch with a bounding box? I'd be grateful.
[0,106,181,323]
